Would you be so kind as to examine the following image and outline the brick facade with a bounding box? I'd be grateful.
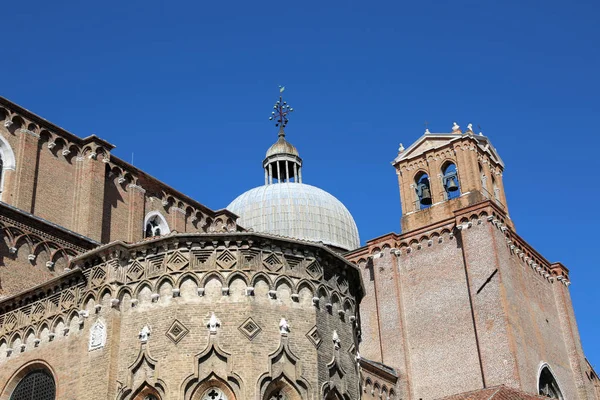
[0,97,596,400]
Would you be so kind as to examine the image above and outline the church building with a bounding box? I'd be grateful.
[0,93,596,400]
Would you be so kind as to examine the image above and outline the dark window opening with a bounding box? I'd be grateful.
[10,370,56,400]
[539,366,563,399]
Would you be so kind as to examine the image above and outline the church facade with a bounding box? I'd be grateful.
[0,94,596,400]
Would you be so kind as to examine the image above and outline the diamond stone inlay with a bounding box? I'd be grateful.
[238,317,262,340]
[166,319,189,344]
[306,326,322,348]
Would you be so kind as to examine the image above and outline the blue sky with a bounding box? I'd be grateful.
[2,0,598,368]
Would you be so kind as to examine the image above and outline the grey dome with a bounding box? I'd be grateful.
[227,183,360,251]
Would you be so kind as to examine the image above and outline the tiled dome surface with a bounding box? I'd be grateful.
[227,183,360,251]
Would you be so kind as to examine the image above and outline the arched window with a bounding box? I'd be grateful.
[414,172,432,210]
[442,162,460,200]
[0,133,16,202]
[539,365,563,399]
[491,176,500,203]
[10,370,56,400]
[201,387,229,400]
[144,212,170,238]
[263,377,302,400]
[479,163,488,197]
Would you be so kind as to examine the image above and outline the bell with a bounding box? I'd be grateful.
[420,186,432,205]
[446,178,458,192]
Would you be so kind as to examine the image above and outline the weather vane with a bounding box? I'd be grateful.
[269,85,294,132]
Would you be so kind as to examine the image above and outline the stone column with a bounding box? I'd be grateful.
[127,184,146,243]
[12,128,41,212]
[268,164,273,184]
[285,160,290,182]
[293,163,298,182]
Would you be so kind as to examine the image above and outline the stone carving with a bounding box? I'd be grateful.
[332,330,341,350]
[207,312,221,334]
[166,319,189,344]
[202,387,228,400]
[139,325,151,343]
[89,320,107,351]
[306,326,322,348]
[279,317,290,336]
[238,317,261,341]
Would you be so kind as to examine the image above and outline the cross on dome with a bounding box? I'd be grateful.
[269,86,294,135]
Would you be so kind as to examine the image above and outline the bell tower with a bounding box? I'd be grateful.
[392,123,511,232]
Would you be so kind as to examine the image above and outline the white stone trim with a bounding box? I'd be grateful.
[0,133,15,202]
[144,211,171,237]
[537,362,565,400]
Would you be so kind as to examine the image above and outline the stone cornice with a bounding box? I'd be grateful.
[0,232,364,342]
[359,358,398,383]
[0,96,115,150]
[109,155,239,223]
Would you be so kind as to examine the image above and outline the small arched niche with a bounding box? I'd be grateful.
[414,172,432,210]
[441,162,460,200]
[144,212,170,238]
[538,364,563,399]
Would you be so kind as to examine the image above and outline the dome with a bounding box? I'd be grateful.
[227,183,360,251]
[266,136,299,157]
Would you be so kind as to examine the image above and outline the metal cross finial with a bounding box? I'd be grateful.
[269,86,294,134]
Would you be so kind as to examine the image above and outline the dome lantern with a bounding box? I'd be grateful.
[227,88,360,252]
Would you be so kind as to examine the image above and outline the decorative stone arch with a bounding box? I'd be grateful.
[261,375,303,400]
[537,362,564,399]
[323,386,347,400]
[144,212,170,238]
[0,360,57,400]
[129,381,165,400]
[181,338,243,400]
[0,133,15,202]
[257,337,311,400]
[185,375,238,400]
[225,271,248,288]
[250,272,273,289]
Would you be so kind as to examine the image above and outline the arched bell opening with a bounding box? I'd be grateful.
[538,365,563,399]
[414,172,432,210]
[491,176,500,203]
[478,163,487,195]
[441,162,460,200]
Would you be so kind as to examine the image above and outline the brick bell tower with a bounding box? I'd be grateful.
[346,122,595,400]
[392,123,511,233]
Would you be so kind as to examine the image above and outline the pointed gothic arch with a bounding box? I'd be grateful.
[538,363,563,399]
[1,361,57,400]
[262,375,302,400]
[0,133,15,202]
[144,212,170,238]
[131,382,163,400]
[186,376,237,400]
